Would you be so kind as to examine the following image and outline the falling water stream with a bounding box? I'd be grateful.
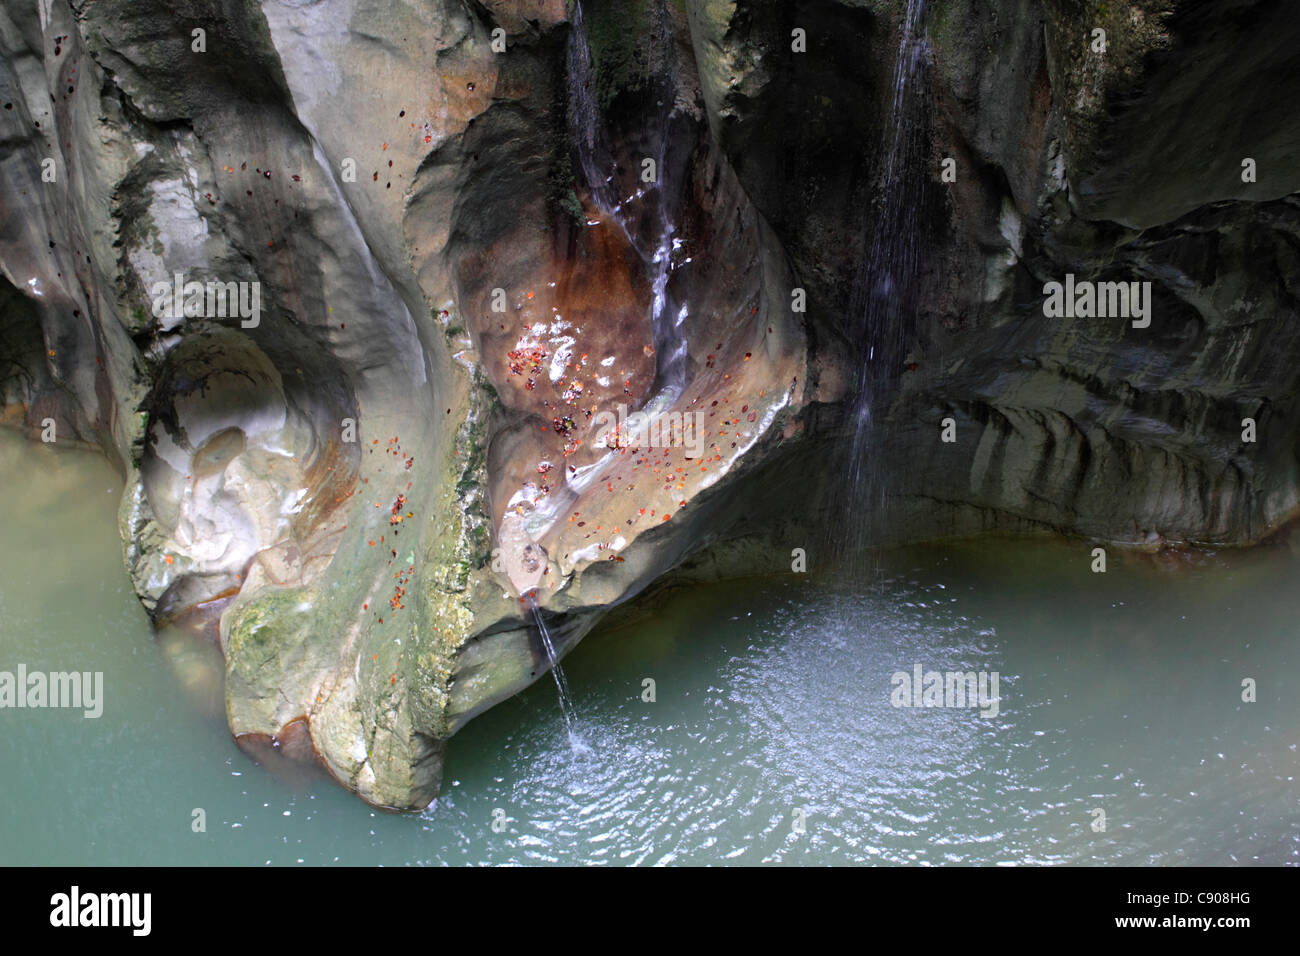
[567,0,688,404]
[566,0,614,213]
[525,590,578,740]
[497,0,690,752]
[845,0,930,554]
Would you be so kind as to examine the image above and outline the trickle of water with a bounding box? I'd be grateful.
[565,1,614,213]
[525,592,589,752]
[566,0,688,398]
[843,0,930,560]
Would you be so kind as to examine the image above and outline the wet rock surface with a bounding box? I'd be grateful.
[1,0,1297,807]
[690,0,1300,550]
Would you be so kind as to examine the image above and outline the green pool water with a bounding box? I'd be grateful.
[1,431,1296,865]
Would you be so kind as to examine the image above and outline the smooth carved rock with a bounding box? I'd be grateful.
[2,0,1297,807]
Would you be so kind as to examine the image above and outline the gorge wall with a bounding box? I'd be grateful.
[1,0,1297,808]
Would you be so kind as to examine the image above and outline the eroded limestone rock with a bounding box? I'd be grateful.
[3,0,1298,809]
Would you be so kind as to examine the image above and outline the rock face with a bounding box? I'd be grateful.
[688,0,1300,550]
[885,0,1300,550]
[1,0,1297,807]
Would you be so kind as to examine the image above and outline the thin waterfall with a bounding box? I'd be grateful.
[565,1,615,214]
[566,0,688,402]
[844,0,930,557]
[525,590,579,738]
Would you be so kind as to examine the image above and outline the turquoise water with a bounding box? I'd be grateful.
[1,432,1296,865]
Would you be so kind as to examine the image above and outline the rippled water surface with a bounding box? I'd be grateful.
[1,432,1296,865]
